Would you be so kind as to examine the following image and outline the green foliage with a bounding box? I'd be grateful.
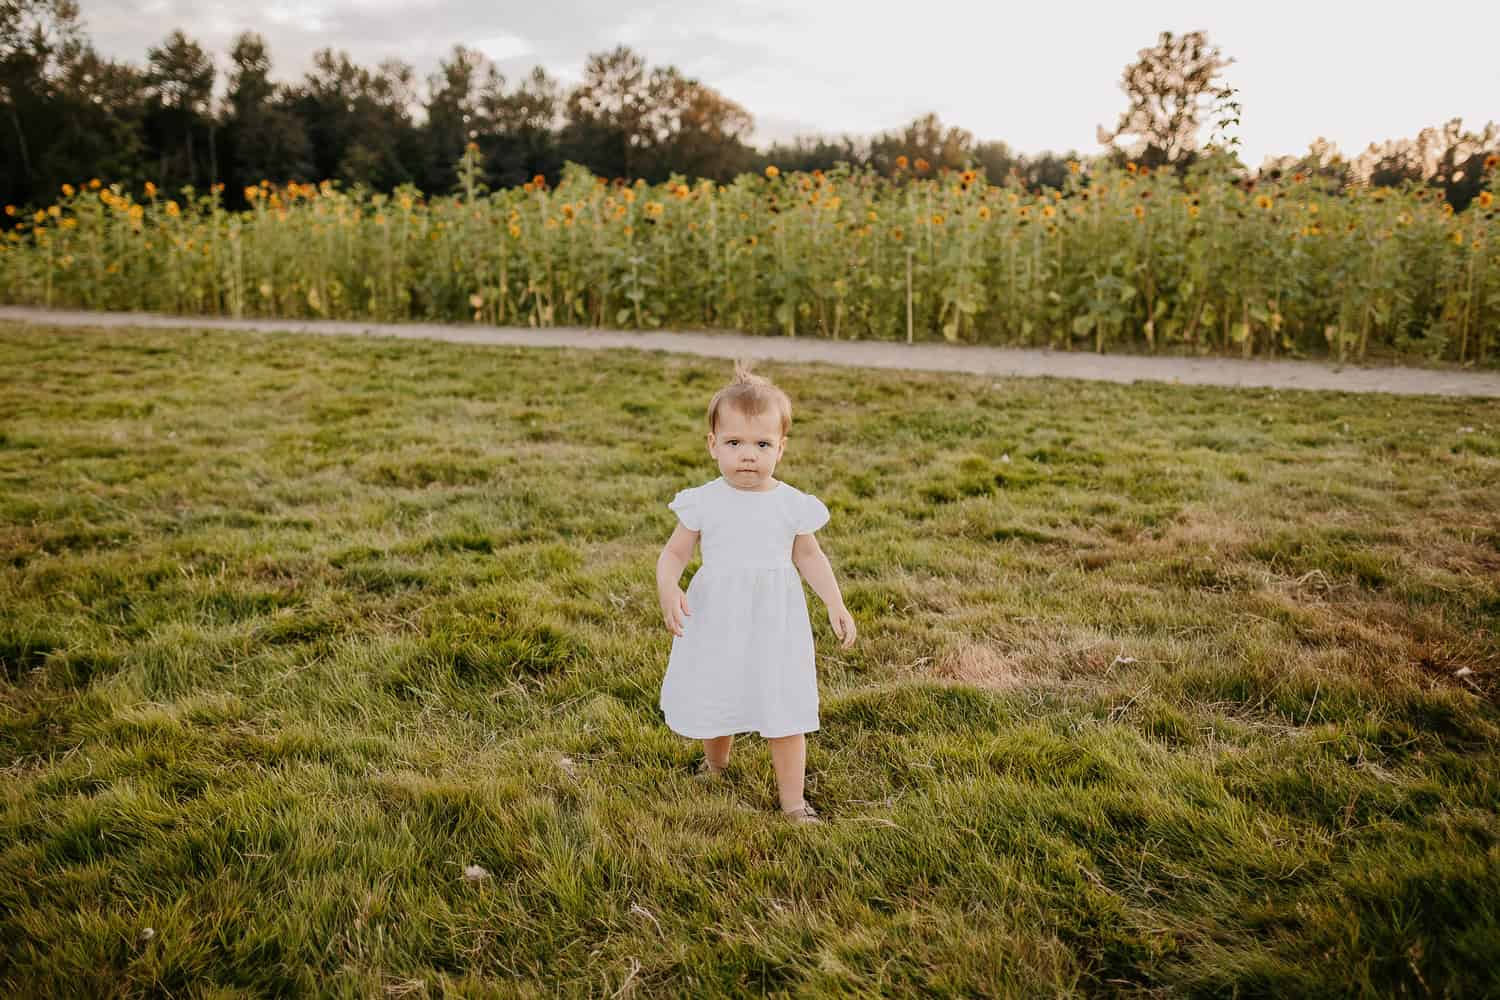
[4,159,1498,364]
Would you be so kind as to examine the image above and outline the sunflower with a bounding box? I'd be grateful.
[889,226,904,240]
[61,183,74,197]
[914,158,930,173]
[960,169,976,186]
[1452,229,1464,246]
[1041,205,1056,219]
[1255,195,1273,210]
[930,213,945,226]
[1486,154,1499,170]
[1188,205,1200,218]
[977,205,991,221]
[1126,162,1138,174]
[895,155,908,170]
[1068,160,1081,174]
[765,165,780,179]
[1133,205,1145,219]
[1479,191,1494,209]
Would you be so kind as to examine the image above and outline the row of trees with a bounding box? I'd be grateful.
[3,4,1496,212]
[2,2,768,209]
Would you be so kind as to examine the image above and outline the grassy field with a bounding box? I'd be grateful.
[1,320,1497,997]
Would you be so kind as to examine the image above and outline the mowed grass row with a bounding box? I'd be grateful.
[0,322,1497,996]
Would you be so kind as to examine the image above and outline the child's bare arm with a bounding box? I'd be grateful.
[792,533,856,647]
[656,524,700,636]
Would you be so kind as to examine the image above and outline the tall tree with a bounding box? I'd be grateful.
[561,45,651,180]
[224,31,313,194]
[477,65,563,188]
[641,66,754,181]
[423,44,495,192]
[1099,30,1234,172]
[869,113,974,174]
[50,44,148,188]
[971,140,1019,184]
[758,134,869,175]
[288,49,421,191]
[144,29,215,188]
[0,0,87,206]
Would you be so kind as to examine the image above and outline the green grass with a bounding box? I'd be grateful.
[1,320,1497,997]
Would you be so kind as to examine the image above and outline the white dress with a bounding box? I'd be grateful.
[659,476,831,739]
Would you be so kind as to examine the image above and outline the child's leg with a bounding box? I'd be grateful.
[767,733,807,811]
[702,734,734,771]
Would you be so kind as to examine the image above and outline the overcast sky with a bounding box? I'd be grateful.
[81,0,1500,168]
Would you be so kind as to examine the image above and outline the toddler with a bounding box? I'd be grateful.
[655,361,856,825]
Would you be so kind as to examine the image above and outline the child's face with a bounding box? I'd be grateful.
[708,406,786,491]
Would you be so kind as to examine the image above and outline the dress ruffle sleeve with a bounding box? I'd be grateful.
[795,492,830,534]
[668,487,703,531]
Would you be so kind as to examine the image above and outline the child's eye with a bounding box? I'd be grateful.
[758,442,770,448]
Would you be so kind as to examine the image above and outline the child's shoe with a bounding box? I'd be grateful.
[781,802,822,825]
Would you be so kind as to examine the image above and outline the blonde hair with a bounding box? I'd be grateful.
[707,360,792,436]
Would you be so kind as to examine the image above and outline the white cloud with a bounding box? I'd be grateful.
[474,34,531,63]
[74,0,1500,164]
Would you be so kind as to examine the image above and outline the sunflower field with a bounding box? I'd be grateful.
[2,147,1497,364]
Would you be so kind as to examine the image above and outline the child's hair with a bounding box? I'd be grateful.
[707,360,792,437]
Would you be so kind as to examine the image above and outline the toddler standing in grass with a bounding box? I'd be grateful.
[655,362,856,825]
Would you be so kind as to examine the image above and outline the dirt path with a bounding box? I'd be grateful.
[4,305,1498,398]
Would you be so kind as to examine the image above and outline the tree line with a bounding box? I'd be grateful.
[3,4,1496,213]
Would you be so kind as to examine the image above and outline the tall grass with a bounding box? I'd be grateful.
[1,321,1497,995]
[2,150,1497,364]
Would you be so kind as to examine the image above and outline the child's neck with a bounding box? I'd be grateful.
[725,475,779,493]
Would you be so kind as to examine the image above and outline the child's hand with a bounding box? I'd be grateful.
[661,587,691,637]
[828,604,857,648]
